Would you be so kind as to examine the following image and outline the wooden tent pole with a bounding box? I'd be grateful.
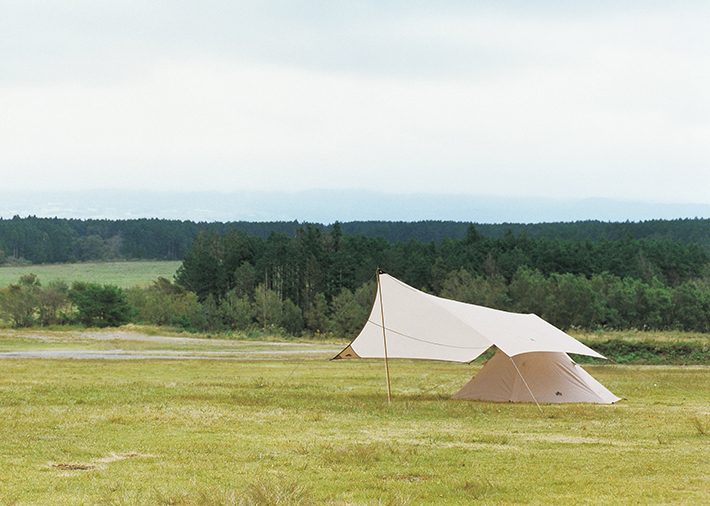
[377,270,392,404]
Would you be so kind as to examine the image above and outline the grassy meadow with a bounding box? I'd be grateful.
[1,331,709,505]
[0,261,182,289]
[1,262,709,504]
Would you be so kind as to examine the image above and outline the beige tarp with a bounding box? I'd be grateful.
[335,273,619,404]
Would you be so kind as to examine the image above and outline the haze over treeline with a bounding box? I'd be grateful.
[3,191,710,224]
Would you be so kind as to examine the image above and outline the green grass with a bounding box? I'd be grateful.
[571,330,710,365]
[0,261,182,288]
[573,329,710,345]
[1,331,710,505]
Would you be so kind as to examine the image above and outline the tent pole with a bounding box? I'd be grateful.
[377,270,392,404]
[509,356,543,415]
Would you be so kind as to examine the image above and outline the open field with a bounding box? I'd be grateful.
[0,261,182,288]
[574,329,710,344]
[1,330,709,505]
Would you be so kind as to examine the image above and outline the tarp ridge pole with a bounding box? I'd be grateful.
[509,356,543,415]
[378,269,392,404]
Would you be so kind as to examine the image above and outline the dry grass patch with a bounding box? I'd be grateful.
[690,415,710,435]
[48,462,100,471]
[241,476,312,506]
[47,452,154,475]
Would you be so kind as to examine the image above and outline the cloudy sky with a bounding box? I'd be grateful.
[2,1,709,210]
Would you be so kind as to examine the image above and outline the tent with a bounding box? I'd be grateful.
[334,272,619,404]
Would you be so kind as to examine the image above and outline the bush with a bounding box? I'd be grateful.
[127,278,205,330]
[68,282,136,328]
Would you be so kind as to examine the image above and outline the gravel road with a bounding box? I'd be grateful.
[0,330,343,360]
[0,349,338,359]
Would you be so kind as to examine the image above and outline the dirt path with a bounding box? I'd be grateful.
[77,330,337,347]
[0,349,337,359]
[0,329,343,359]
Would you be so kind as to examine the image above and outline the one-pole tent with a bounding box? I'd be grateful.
[334,272,619,404]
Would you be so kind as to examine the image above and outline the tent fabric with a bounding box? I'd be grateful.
[335,272,619,404]
[453,351,621,404]
[334,273,604,362]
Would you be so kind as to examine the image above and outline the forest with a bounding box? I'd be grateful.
[163,223,710,335]
[1,216,709,264]
[1,217,709,336]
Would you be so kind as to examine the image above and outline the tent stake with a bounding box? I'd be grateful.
[509,356,544,415]
[377,270,392,404]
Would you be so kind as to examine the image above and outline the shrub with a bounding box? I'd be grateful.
[68,282,136,328]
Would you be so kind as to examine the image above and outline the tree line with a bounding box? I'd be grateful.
[0,216,301,264]
[1,216,709,265]
[166,224,710,335]
[1,221,709,335]
[0,274,135,328]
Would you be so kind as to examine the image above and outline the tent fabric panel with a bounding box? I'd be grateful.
[567,362,622,404]
[347,274,494,363]
[348,323,491,362]
[451,350,518,402]
[510,352,610,403]
[453,351,620,404]
[427,293,603,359]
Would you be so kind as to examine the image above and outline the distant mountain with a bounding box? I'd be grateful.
[1,189,709,224]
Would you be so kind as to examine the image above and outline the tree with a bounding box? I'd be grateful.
[68,283,136,328]
[294,224,326,312]
[328,287,369,338]
[175,232,227,301]
[281,299,304,335]
[126,277,204,330]
[222,230,257,289]
[254,283,283,329]
[305,292,328,335]
[440,269,509,310]
[0,275,41,327]
[232,262,257,298]
[220,289,256,330]
[671,282,710,332]
[37,280,70,326]
[544,273,599,329]
[508,268,549,317]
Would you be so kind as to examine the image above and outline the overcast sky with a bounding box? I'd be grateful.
[2,1,709,207]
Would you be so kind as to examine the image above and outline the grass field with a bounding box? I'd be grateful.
[1,330,709,505]
[0,261,182,288]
